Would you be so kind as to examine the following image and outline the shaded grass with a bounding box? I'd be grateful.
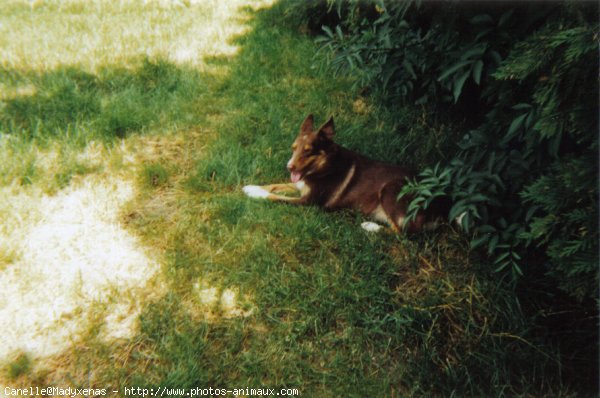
[120,6,564,395]
[0,58,216,193]
[1,59,207,141]
[0,1,578,397]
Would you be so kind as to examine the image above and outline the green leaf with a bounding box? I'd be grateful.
[495,260,511,272]
[475,28,493,42]
[512,103,532,110]
[488,235,499,254]
[548,131,562,157]
[471,234,489,249]
[494,251,511,264]
[472,60,483,85]
[453,70,470,103]
[489,50,502,65]
[512,261,523,276]
[449,201,468,220]
[525,112,535,130]
[439,168,452,180]
[505,113,527,141]
[335,25,344,40]
[321,26,334,38]
[402,60,417,79]
[477,225,496,234]
[438,61,472,81]
[461,212,471,231]
[469,193,489,202]
[460,45,487,61]
[525,205,539,221]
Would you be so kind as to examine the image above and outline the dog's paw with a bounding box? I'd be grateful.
[242,185,270,199]
[361,221,382,233]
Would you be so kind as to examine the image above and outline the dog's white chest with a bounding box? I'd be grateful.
[296,180,310,196]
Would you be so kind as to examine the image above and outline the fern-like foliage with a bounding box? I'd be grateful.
[316,0,599,300]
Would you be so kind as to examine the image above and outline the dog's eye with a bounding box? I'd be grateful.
[291,143,298,150]
[303,144,312,152]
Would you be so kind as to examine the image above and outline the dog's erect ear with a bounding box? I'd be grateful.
[318,116,335,139]
[300,114,314,134]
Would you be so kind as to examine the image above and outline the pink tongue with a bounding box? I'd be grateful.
[290,171,301,183]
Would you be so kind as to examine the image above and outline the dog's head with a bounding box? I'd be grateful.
[287,114,337,183]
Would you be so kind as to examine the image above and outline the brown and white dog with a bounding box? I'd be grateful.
[243,114,450,232]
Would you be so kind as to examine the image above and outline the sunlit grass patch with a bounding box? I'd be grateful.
[0,122,213,366]
[0,173,162,359]
[190,281,255,320]
[0,0,270,73]
[0,0,279,389]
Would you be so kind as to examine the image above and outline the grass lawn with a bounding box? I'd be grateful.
[0,1,582,396]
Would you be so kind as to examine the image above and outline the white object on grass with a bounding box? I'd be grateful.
[361,221,383,232]
[243,185,270,199]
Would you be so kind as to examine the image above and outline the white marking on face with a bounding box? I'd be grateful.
[242,185,270,199]
[287,145,302,170]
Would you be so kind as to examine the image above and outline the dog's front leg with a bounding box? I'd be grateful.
[243,184,306,205]
[266,193,306,204]
[262,183,299,194]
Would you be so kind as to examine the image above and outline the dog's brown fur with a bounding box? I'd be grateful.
[245,114,449,232]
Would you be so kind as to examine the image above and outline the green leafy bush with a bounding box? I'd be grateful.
[299,2,599,392]
[316,0,598,302]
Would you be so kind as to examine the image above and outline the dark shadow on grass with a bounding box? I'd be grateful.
[179,3,598,396]
[132,4,598,396]
[1,58,210,142]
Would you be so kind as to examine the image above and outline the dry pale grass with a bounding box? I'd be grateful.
[0,0,273,74]
[0,132,256,376]
[0,171,160,361]
[182,281,255,322]
[0,0,270,385]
